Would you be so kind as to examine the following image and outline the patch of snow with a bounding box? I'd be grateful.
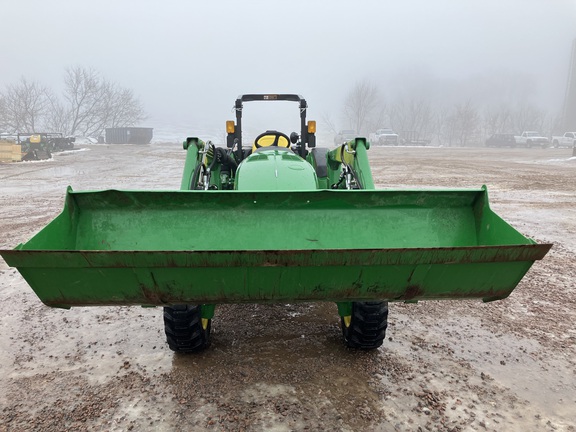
[74,136,98,145]
[56,148,90,155]
[537,156,576,164]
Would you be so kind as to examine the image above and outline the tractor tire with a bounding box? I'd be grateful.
[341,301,388,350]
[164,305,211,353]
[37,149,51,160]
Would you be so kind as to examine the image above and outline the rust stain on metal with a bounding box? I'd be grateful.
[138,284,166,304]
[402,284,423,300]
[40,283,517,307]
[1,243,553,270]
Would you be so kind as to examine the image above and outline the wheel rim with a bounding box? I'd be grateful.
[343,315,351,328]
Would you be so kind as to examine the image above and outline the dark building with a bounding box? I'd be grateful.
[105,127,153,144]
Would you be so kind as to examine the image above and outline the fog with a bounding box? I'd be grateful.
[1,0,575,139]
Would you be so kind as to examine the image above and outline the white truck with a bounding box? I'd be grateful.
[514,131,549,148]
[551,132,576,148]
[369,128,399,146]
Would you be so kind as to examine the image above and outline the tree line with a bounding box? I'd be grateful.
[0,66,146,138]
[326,80,562,146]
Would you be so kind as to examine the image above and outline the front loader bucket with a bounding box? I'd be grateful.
[0,187,551,308]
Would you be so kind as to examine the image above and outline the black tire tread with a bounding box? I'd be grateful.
[163,305,211,353]
[342,301,388,349]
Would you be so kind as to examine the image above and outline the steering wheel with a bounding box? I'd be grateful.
[253,130,291,152]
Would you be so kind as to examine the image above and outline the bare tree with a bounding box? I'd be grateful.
[321,112,338,135]
[63,66,106,136]
[1,77,51,132]
[433,106,450,146]
[483,104,515,136]
[441,100,479,146]
[105,87,145,128]
[365,105,389,136]
[44,96,71,135]
[1,67,145,137]
[62,66,145,137]
[511,104,546,134]
[389,98,433,141]
[0,95,6,131]
[343,80,384,135]
[547,112,563,137]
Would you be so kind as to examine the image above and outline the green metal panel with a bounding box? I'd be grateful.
[235,149,318,191]
[180,137,203,190]
[327,138,375,189]
[0,187,551,308]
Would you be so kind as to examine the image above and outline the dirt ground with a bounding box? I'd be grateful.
[0,143,575,432]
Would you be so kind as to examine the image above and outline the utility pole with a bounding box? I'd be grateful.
[561,39,576,132]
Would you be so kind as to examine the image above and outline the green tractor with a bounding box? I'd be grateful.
[0,94,552,353]
[18,133,53,161]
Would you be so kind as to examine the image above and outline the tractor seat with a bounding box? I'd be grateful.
[251,130,291,153]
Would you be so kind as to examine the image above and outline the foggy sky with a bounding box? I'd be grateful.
[1,0,575,137]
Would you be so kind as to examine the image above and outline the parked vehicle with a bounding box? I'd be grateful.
[334,129,356,145]
[17,133,52,160]
[551,132,576,148]
[514,131,549,148]
[369,128,399,145]
[485,133,517,148]
[17,132,74,154]
[47,133,75,151]
[400,130,430,146]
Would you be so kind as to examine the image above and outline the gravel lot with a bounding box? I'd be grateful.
[1,143,575,431]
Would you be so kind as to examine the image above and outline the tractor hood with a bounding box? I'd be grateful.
[235,148,318,191]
